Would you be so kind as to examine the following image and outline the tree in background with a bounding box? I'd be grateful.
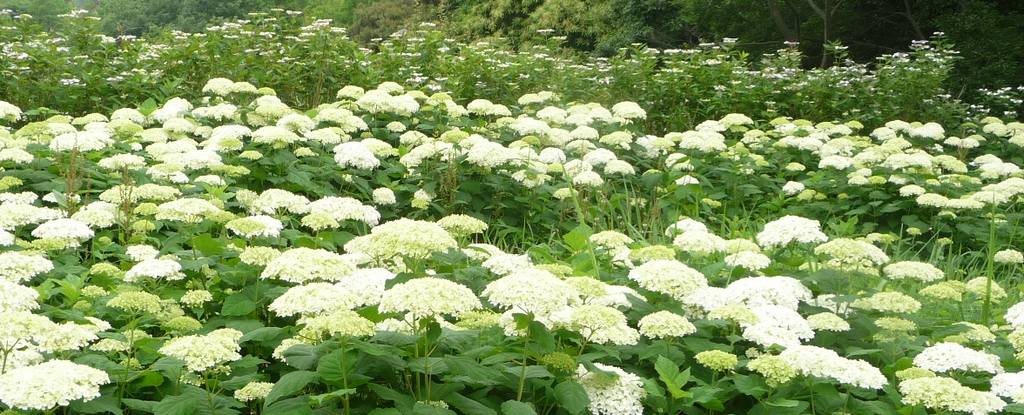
[431,0,1023,94]
[3,0,1020,96]
[0,0,70,26]
[349,0,427,42]
[95,0,282,35]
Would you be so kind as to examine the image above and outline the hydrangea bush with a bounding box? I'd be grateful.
[2,14,1024,415]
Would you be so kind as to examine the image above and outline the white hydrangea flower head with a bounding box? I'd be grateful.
[779,345,887,389]
[899,377,1005,415]
[882,261,944,282]
[627,260,707,301]
[0,252,54,283]
[260,248,356,283]
[124,258,185,282]
[158,328,243,372]
[913,343,1003,374]
[483,268,579,317]
[756,215,828,249]
[0,360,110,411]
[379,277,481,320]
[577,363,645,415]
[343,219,457,260]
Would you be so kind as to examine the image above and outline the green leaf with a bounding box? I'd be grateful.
[263,371,319,407]
[281,344,320,370]
[221,290,258,316]
[562,224,593,253]
[317,349,357,387]
[750,400,809,415]
[154,389,201,415]
[444,356,502,386]
[122,399,158,413]
[263,397,312,415]
[654,356,691,399]
[500,400,538,415]
[309,389,356,406]
[446,392,498,415]
[527,321,556,353]
[368,410,403,415]
[138,98,158,115]
[368,384,415,410]
[766,397,803,408]
[240,327,282,343]
[150,357,185,383]
[732,374,768,399]
[69,391,122,415]
[191,234,224,256]
[554,381,589,415]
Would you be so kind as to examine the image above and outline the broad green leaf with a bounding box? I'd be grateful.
[263,370,319,407]
[240,327,282,343]
[69,391,122,415]
[446,392,498,415]
[368,384,415,410]
[122,399,157,413]
[562,224,593,252]
[553,381,589,415]
[263,397,312,415]
[190,233,224,256]
[500,400,537,415]
[654,356,691,399]
[444,356,502,386]
[221,291,257,316]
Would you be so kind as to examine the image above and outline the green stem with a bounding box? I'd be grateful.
[339,339,351,415]
[516,334,530,401]
[981,203,997,325]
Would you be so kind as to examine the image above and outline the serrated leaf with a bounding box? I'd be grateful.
[69,392,122,415]
[263,397,312,415]
[240,327,282,343]
[190,234,224,256]
[263,371,318,407]
[554,381,589,415]
[500,400,537,415]
[221,292,257,316]
[446,392,498,415]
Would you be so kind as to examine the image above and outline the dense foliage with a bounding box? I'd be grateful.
[3,0,1023,99]
[3,7,1024,415]
[2,11,1012,136]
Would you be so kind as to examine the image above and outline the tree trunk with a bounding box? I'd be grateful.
[765,0,798,43]
[903,0,926,39]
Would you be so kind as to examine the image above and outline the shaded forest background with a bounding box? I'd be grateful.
[2,0,1022,99]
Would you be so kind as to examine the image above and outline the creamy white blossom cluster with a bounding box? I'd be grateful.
[899,377,1006,415]
[0,252,54,283]
[779,345,887,389]
[269,268,393,317]
[756,216,828,249]
[0,360,110,411]
[483,268,579,317]
[344,219,457,260]
[260,247,357,283]
[30,218,94,246]
[913,343,1003,374]
[577,363,645,415]
[379,277,482,321]
[627,260,707,301]
[124,258,185,282]
[882,261,944,282]
[158,328,243,372]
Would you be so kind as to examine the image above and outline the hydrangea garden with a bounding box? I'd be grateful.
[2,8,1024,415]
